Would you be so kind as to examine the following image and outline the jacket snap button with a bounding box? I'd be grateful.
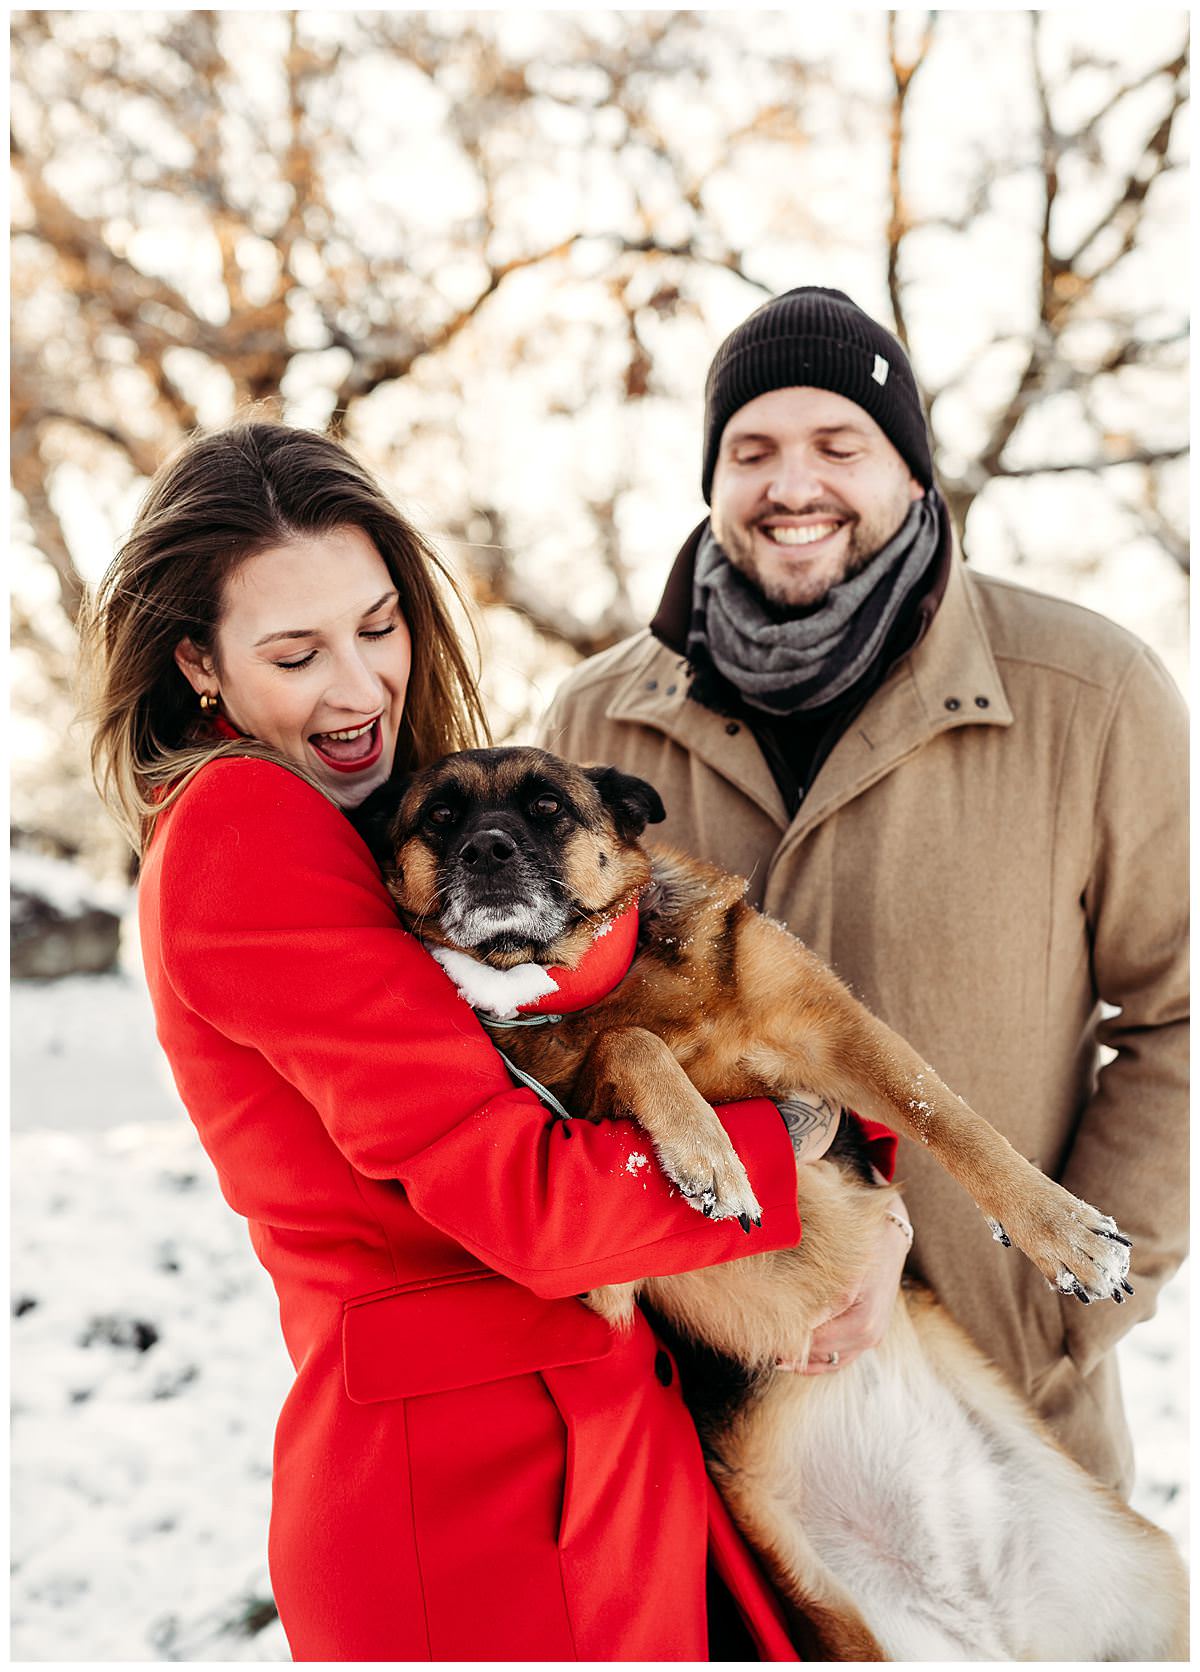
[944,697,961,711]
[975,695,990,708]
[725,722,740,735]
[666,684,677,696]
[654,1349,674,1387]
[645,679,658,691]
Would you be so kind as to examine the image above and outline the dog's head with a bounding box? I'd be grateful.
[362,746,665,968]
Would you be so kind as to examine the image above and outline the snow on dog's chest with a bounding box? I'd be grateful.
[426,945,559,1019]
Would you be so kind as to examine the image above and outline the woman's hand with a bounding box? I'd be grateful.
[776,1092,841,1163]
[800,1195,911,1375]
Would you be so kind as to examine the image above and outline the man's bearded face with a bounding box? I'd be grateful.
[710,387,925,612]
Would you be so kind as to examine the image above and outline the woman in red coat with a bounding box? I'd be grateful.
[83,420,902,1660]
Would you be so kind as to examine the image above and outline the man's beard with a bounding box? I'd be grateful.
[715,491,914,613]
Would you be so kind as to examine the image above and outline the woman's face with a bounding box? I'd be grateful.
[175,525,412,808]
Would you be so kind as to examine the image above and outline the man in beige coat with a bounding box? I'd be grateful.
[539,286,1188,1494]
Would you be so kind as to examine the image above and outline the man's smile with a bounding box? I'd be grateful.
[759,520,847,548]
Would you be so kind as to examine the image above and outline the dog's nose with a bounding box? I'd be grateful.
[458,828,517,874]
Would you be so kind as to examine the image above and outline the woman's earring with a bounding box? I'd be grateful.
[199,691,220,713]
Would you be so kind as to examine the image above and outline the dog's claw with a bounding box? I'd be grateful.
[986,1217,1011,1248]
[1099,1229,1133,1247]
[1072,1280,1091,1304]
[753,1215,762,1228]
[657,1139,760,1228]
[1121,1279,1135,1296]
[1112,1286,1125,1303]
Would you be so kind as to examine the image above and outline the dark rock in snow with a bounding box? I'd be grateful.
[79,1315,160,1353]
[151,1363,200,1399]
[11,850,128,980]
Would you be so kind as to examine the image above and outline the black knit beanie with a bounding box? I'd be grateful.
[701,287,933,501]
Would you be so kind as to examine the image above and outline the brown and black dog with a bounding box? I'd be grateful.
[356,745,1187,1661]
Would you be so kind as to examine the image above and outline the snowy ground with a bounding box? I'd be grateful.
[10,965,1190,1662]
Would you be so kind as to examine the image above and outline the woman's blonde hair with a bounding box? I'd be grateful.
[81,419,490,853]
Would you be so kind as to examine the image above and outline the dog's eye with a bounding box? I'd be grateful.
[426,803,457,827]
[530,794,561,819]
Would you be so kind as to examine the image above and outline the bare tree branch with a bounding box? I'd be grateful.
[1060,50,1187,276]
[990,445,1188,477]
[964,18,1068,512]
[449,510,637,660]
[328,236,583,412]
[885,11,937,351]
[10,455,85,624]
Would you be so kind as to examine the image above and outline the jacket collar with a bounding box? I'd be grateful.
[649,519,707,654]
[608,545,1013,837]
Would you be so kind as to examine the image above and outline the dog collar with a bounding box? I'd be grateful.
[427,897,641,1024]
[518,898,641,1016]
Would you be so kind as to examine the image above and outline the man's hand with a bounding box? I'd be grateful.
[801,1196,911,1375]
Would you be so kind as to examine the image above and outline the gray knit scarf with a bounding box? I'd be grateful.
[687,494,940,716]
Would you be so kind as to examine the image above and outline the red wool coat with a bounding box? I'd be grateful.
[139,758,896,1661]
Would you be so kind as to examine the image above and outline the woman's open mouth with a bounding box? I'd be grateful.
[308,716,384,774]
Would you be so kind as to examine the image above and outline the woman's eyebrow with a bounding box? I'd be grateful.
[359,590,399,618]
[253,592,398,648]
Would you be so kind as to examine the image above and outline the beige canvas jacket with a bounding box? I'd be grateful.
[538,553,1189,1493]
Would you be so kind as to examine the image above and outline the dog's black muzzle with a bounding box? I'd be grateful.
[456,825,520,879]
[448,809,554,911]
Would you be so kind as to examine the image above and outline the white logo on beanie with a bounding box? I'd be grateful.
[872,354,889,385]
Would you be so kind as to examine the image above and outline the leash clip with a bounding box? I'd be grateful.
[481,1011,565,1029]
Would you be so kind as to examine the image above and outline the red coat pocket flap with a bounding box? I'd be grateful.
[342,1271,616,1403]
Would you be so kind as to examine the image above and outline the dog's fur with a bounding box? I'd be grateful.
[357,746,1188,1661]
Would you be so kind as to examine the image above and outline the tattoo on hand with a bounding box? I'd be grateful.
[777,1094,839,1154]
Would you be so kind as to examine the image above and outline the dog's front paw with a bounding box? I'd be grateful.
[1051,1209,1134,1304]
[1002,1182,1133,1304]
[653,1130,763,1231]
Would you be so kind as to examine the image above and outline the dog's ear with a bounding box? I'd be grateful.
[582,765,666,840]
[347,777,410,870]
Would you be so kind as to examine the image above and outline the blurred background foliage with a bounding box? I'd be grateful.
[11,9,1189,887]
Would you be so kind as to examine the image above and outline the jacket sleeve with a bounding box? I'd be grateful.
[1060,645,1189,1373]
[852,1117,898,1183]
[155,759,801,1299]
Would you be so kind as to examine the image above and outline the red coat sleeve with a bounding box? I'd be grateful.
[850,1116,898,1182]
[153,759,801,1297]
